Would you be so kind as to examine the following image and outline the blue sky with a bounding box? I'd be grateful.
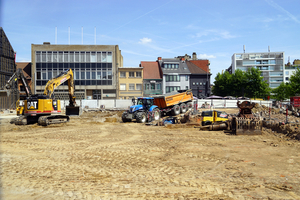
[1,0,300,81]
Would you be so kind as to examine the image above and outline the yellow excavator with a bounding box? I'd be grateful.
[11,69,80,126]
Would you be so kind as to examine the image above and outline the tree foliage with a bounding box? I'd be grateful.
[212,68,270,98]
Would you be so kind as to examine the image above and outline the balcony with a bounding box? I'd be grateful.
[144,89,163,95]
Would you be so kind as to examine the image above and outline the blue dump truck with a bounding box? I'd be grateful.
[122,90,194,123]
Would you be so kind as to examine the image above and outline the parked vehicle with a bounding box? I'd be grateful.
[122,90,194,123]
[201,110,228,126]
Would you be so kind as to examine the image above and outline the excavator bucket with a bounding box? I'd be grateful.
[0,90,9,97]
[234,117,262,135]
[66,106,80,116]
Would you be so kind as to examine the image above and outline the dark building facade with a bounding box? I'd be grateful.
[0,27,18,109]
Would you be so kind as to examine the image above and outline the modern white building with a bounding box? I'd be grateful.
[285,59,300,82]
[230,52,285,88]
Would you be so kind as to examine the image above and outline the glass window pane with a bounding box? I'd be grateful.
[81,72,85,79]
[91,52,96,62]
[47,52,52,62]
[36,51,41,62]
[53,52,57,62]
[86,71,90,79]
[58,52,63,62]
[86,52,90,62]
[80,52,85,62]
[107,52,112,62]
[42,52,46,62]
[107,70,112,79]
[70,52,74,62]
[48,71,52,79]
[97,52,102,62]
[92,71,96,79]
[102,52,107,62]
[103,72,107,80]
[64,52,68,62]
[97,72,101,79]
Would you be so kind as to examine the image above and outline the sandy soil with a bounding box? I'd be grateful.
[1,110,300,200]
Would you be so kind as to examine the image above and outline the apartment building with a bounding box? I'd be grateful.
[118,67,143,99]
[157,57,191,94]
[285,59,300,82]
[139,61,163,96]
[230,51,285,88]
[31,43,123,100]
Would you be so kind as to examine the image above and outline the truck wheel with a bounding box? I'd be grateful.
[136,112,147,123]
[122,113,130,122]
[153,109,160,121]
[186,102,193,110]
[171,105,180,116]
[180,103,187,113]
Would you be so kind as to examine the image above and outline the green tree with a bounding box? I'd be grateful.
[212,71,232,96]
[289,68,300,96]
[272,82,292,101]
[231,69,246,97]
[244,68,270,99]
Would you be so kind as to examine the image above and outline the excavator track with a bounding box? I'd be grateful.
[14,116,28,125]
[38,115,70,126]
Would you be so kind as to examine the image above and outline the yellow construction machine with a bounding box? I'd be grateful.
[13,69,80,126]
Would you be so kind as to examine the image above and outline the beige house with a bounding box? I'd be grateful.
[118,67,143,99]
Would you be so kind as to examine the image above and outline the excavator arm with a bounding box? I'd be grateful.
[43,69,79,115]
[0,68,32,97]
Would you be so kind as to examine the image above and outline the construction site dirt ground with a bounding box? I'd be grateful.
[1,108,300,200]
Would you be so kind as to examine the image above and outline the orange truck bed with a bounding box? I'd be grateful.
[153,90,193,109]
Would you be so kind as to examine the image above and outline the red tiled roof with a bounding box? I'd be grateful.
[189,60,209,73]
[186,61,207,74]
[16,62,31,79]
[140,61,162,79]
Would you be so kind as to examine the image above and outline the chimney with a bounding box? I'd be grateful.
[181,57,185,61]
[43,42,50,45]
[192,52,197,60]
[157,57,162,61]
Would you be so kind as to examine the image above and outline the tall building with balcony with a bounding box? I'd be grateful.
[31,43,123,100]
[230,52,285,88]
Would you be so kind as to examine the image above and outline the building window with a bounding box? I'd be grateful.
[286,77,289,81]
[193,82,195,85]
[120,71,126,78]
[156,83,161,90]
[166,75,180,82]
[37,72,41,80]
[136,84,142,90]
[186,86,188,89]
[185,75,188,81]
[166,86,180,93]
[129,84,135,90]
[286,71,289,75]
[196,82,199,85]
[136,71,141,77]
[120,84,126,90]
[200,82,202,85]
[129,72,135,77]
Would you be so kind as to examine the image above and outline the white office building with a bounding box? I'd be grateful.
[230,52,285,88]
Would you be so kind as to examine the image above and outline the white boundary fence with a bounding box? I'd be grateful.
[61,99,273,110]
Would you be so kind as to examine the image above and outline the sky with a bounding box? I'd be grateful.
[1,0,300,82]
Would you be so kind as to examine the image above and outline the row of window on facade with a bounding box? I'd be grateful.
[120,71,142,78]
[36,51,113,63]
[36,62,112,69]
[163,63,179,69]
[165,75,189,82]
[120,83,142,91]
[235,53,283,59]
[36,69,112,80]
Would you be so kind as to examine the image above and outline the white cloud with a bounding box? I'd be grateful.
[198,54,216,59]
[139,37,152,44]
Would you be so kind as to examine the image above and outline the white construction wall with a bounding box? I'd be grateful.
[61,99,273,110]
